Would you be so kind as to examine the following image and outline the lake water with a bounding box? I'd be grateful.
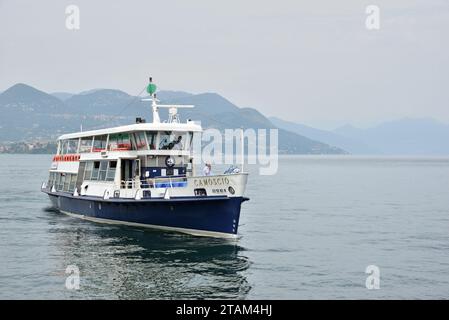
[1,154,449,299]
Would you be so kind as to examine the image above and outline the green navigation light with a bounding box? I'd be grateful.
[146,83,157,95]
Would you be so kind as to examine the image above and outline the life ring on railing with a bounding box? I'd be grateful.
[165,156,175,168]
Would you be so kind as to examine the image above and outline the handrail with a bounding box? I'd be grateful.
[121,176,187,189]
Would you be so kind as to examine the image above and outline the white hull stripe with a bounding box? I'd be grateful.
[60,210,239,240]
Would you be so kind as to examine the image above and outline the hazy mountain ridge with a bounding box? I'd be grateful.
[0,83,346,154]
[270,117,379,154]
[272,116,449,155]
[333,118,449,155]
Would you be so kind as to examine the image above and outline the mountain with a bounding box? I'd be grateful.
[0,84,68,141]
[157,90,193,100]
[64,89,136,115]
[0,83,346,154]
[270,117,378,154]
[0,83,65,113]
[51,92,74,101]
[333,118,449,155]
[161,94,345,154]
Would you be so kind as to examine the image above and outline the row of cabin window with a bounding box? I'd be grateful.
[83,161,117,182]
[58,131,193,154]
[48,172,77,193]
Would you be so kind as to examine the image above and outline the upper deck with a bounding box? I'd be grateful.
[56,77,203,157]
[55,120,202,156]
[58,121,202,141]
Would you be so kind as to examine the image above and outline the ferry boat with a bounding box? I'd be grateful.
[41,78,249,238]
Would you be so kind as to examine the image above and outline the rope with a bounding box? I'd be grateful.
[115,86,147,117]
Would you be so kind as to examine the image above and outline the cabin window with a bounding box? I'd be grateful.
[92,135,107,152]
[76,162,86,191]
[91,161,101,180]
[60,140,68,155]
[67,139,79,154]
[63,174,70,192]
[69,174,77,192]
[99,161,108,180]
[106,161,117,181]
[134,132,147,150]
[55,174,61,190]
[108,133,132,151]
[146,131,156,150]
[84,162,93,180]
[189,132,194,150]
[79,137,93,153]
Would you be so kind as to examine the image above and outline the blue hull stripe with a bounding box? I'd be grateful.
[44,191,248,237]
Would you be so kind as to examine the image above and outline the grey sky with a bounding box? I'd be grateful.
[1,0,448,129]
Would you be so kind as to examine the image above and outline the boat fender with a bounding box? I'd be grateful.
[164,188,170,200]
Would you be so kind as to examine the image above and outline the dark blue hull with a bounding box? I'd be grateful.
[44,191,248,238]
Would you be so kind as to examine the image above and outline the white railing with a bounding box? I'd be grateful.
[121,176,188,189]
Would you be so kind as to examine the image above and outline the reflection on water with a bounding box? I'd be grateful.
[45,209,251,299]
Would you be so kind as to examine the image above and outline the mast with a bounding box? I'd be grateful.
[146,77,160,123]
[142,77,194,124]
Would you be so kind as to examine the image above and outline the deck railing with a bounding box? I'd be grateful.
[121,176,188,189]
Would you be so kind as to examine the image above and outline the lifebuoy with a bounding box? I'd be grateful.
[165,156,175,168]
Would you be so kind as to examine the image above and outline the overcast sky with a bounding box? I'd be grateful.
[1,0,448,129]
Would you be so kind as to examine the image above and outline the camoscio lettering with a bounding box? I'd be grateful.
[194,177,230,187]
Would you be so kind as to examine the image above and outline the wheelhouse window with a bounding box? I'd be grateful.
[108,133,132,151]
[92,135,107,152]
[79,137,93,153]
[133,131,147,150]
[147,131,156,150]
[159,131,184,150]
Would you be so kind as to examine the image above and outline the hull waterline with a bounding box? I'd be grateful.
[45,191,248,239]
